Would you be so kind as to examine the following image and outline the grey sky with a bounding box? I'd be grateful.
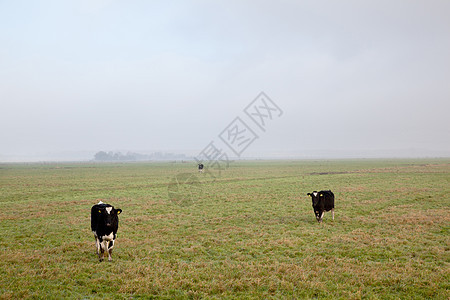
[1,0,449,160]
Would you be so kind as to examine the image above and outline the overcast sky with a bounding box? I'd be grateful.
[1,0,449,161]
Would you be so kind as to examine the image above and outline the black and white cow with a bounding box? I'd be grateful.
[198,163,204,173]
[307,190,334,223]
[91,201,122,261]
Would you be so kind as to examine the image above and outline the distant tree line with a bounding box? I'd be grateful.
[94,151,188,161]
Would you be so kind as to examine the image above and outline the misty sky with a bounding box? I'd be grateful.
[1,0,449,160]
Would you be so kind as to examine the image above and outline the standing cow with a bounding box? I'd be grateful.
[307,190,334,223]
[91,201,122,261]
[198,163,204,173]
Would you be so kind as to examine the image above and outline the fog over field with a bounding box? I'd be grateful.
[1,1,449,161]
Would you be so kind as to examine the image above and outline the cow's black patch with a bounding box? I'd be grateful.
[108,241,113,249]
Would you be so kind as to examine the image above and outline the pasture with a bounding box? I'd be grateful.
[0,159,449,299]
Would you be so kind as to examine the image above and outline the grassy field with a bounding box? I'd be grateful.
[0,159,449,299]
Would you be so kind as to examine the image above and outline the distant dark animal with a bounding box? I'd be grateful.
[307,190,334,223]
[91,201,122,261]
[198,163,204,173]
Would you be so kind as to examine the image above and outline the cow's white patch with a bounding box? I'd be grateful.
[102,232,114,241]
[100,241,107,251]
[98,200,104,204]
[320,212,324,220]
[100,232,115,252]
[313,192,318,197]
[106,207,112,214]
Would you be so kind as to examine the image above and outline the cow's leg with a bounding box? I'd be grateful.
[98,249,104,261]
[98,240,106,261]
[107,240,115,261]
[94,236,100,255]
[319,212,324,223]
[331,208,335,220]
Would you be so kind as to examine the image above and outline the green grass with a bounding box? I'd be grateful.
[0,159,449,299]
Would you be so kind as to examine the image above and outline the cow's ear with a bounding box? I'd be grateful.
[116,209,122,215]
[307,193,311,196]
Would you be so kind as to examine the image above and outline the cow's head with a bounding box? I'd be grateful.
[307,191,320,206]
[307,191,323,222]
[97,205,122,227]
